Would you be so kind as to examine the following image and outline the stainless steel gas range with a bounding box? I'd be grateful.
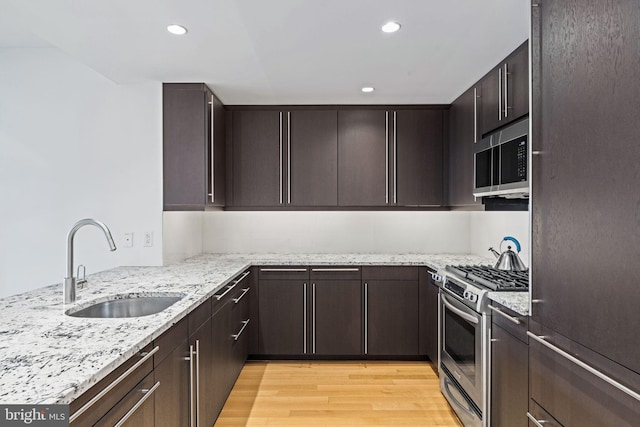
[434,265,528,427]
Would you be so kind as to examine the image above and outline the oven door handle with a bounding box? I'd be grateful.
[443,375,479,419]
[442,294,479,324]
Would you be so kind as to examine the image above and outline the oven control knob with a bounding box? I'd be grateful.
[463,290,478,302]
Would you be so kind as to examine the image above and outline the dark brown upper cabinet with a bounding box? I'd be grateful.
[481,41,529,136]
[228,109,283,207]
[288,110,338,206]
[163,83,226,210]
[337,109,389,206]
[449,87,482,207]
[394,109,445,206]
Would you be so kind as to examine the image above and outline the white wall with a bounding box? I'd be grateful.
[469,211,530,267]
[163,212,203,265]
[0,48,163,298]
[201,211,471,254]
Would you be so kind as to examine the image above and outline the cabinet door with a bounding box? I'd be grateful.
[230,286,251,385]
[312,280,362,355]
[191,319,215,427]
[506,42,529,122]
[154,340,190,427]
[163,83,208,210]
[365,280,419,355]
[209,92,226,206]
[481,66,502,136]
[395,109,444,206]
[288,110,338,206]
[212,301,232,420]
[338,109,388,206]
[94,373,155,427]
[449,87,481,207]
[230,110,282,206]
[532,0,640,374]
[258,280,306,355]
[491,324,528,427]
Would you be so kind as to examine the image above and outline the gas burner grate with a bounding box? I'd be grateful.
[446,265,529,291]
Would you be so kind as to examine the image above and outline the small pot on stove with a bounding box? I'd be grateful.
[489,236,527,271]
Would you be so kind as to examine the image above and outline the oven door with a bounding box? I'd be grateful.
[440,291,484,411]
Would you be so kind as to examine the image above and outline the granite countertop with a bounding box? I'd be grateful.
[487,292,530,316]
[0,252,518,405]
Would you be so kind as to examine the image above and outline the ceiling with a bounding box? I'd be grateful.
[1,0,529,105]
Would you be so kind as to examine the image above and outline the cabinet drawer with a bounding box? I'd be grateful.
[362,266,419,281]
[189,297,212,334]
[527,400,563,427]
[310,266,361,281]
[488,301,528,343]
[213,269,252,314]
[154,317,188,366]
[70,344,154,427]
[258,266,309,280]
[95,372,156,427]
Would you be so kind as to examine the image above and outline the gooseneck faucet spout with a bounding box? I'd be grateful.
[64,219,117,304]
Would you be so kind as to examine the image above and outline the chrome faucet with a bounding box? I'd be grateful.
[64,219,117,304]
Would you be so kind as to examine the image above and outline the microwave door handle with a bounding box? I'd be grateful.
[442,294,479,324]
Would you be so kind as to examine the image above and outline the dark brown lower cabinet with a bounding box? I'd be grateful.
[190,318,215,427]
[258,279,306,355]
[312,280,362,355]
[365,278,419,356]
[95,373,155,427]
[211,299,232,419]
[154,325,190,427]
[419,268,439,363]
[491,323,528,427]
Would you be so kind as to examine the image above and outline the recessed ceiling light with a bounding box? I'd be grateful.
[167,24,188,35]
[362,87,375,93]
[381,21,401,33]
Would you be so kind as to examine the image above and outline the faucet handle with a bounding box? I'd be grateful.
[77,265,87,289]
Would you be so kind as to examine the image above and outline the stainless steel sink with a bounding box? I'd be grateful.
[66,293,184,318]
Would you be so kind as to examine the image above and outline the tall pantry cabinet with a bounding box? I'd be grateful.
[530,0,640,425]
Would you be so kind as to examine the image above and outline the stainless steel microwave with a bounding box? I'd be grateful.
[473,117,529,198]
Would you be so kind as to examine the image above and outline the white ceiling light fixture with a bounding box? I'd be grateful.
[381,21,401,33]
[361,87,375,93]
[167,24,188,35]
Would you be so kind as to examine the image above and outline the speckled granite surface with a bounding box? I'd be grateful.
[0,253,496,405]
[488,292,530,316]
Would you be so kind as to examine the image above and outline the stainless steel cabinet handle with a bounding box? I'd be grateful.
[503,63,510,118]
[303,282,307,354]
[232,287,250,304]
[287,111,291,204]
[69,346,159,423]
[364,282,368,355]
[195,340,200,427]
[189,344,195,427]
[498,67,503,121]
[312,283,316,354]
[215,282,238,301]
[526,412,548,426]
[234,270,251,285]
[113,381,160,427]
[209,94,215,203]
[527,332,640,403]
[311,268,359,272]
[473,87,478,142]
[260,268,307,272]
[232,319,251,341]
[393,111,397,204]
[385,111,389,204]
[488,304,521,324]
[441,294,479,324]
[279,111,283,205]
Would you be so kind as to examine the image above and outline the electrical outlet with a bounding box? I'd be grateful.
[144,232,153,247]
[123,233,133,248]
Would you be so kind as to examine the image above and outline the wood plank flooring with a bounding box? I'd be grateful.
[214,361,463,426]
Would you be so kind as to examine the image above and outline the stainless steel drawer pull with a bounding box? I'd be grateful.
[232,287,250,304]
[215,282,238,301]
[69,346,159,423]
[488,304,521,324]
[442,294,479,324]
[189,344,195,427]
[526,412,548,426]
[364,282,368,355]
[498,67,503,120]
[234,270,251,285]
[385,111,389,204]
[113,381,160,427]
[527,332,640,403]
[279,111,283,205]
[209,94,215,203]
[311,268,359,272]
[303,283,307,354]
[232,319,251,341]
[260,268,307,272]
[473,87,478,143]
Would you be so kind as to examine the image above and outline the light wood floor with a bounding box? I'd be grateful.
[214,361,463,427]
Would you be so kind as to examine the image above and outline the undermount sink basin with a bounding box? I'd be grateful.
[66,293,185,318]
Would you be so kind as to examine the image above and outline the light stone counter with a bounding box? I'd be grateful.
[0,253,495,405]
